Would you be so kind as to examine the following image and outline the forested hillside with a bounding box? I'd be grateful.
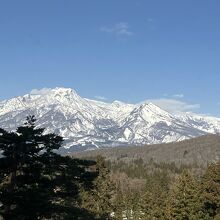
[73,134,220,219]
[1,117,220,219]
[73,134,220,167]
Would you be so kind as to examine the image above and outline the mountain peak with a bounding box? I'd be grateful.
[139,102,171,116]
[1,87,220,151]
[30,87,78,97]
[53,87,75,94]
[111,100,126,107]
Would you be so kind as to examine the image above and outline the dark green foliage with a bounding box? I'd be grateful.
[75,151,220,220]
[141,170,170,219]
[1,115,220,219]
[165,170,204,220]
[202,162,220,218]
[0,116,97,220]
[112,188,124,220]
[81,156,115,219]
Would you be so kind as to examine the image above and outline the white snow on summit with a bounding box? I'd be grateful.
[0,87,219,152]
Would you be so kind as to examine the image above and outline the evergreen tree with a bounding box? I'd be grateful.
[165,170,204,220]
[113,189,138,220]
[81,155,115,219]
[141,170,170,219]
[202,162,220,219]
[0,116,97,220]
[124,191,142,220]
[113,188,125,220]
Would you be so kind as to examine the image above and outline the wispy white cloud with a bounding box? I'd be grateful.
[172,94,184,98]
[100,22,133,36]
[163,93,184,99]
[94,96,107,101]
[30,88,51,95]
[145,98,200,114]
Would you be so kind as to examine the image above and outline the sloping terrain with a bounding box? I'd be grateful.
[73,134,220,166]
[0,87,220,152]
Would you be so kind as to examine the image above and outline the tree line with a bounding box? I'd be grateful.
[0,116,219,219]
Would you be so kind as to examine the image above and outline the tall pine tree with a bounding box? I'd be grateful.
[81,156,115,219]
[0,116,97,220]
[202,162,220,219]
[165,170,204,220]
[141,170,170,219]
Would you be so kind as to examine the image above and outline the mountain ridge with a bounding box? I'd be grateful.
[0,87,220,152]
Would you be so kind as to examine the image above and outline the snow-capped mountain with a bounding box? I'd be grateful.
[0,87,219,152]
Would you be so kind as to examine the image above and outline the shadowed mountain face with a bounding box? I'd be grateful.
[0,87,220,152]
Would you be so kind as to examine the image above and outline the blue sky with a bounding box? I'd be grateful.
[0,0,220,116]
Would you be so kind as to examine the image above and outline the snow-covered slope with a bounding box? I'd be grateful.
[0,87,219,152]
